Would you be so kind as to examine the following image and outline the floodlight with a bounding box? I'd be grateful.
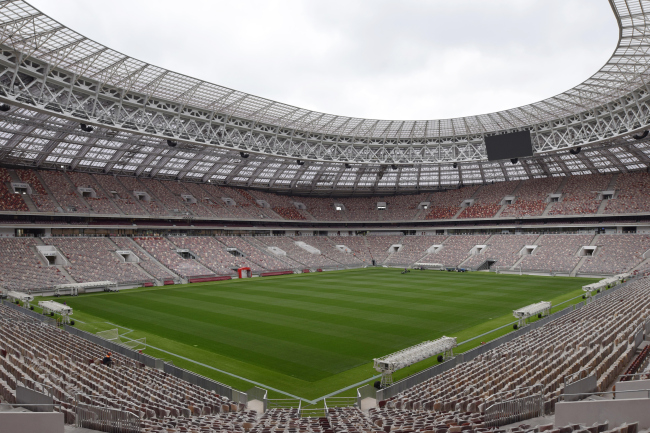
[391,164,398,170]
[511,158,518,164]
[297,160,304,165]
[240,151,249,158]
[167,140,178,147]
[452,162,457,168]
[0,103,10,112]
[79,123,94,133]
[345,163,351,169]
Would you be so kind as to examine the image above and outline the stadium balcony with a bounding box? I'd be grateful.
[66,172,120,215]
[15,169,59,213]
[161,180,216,218]
[458,181,518,219]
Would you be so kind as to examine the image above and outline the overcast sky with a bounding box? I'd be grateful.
[29,0,617,121]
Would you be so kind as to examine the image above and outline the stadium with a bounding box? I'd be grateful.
[1,0,650,431]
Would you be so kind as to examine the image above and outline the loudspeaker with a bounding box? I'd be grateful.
[513,324,518,330]
[437,355,443,363]
[374,381,382,389]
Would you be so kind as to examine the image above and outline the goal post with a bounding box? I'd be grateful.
[96,328,120,342]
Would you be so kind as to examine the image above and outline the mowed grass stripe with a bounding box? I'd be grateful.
[71,297,359,380]
[60,269,596,392]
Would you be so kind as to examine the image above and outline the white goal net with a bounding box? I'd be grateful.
[96,329,146,351]
[96,328,120,342]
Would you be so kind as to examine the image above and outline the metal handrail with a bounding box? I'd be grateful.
[558,388,650,401]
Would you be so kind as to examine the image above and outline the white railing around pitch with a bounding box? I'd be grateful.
[76,402,140,433]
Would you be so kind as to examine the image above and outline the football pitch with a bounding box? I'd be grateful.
[52,268,597,400]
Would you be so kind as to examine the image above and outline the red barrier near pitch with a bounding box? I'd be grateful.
[163,280,175,285]
[189,276,232,283]
[261,271,294,277]
[238,267,252,278]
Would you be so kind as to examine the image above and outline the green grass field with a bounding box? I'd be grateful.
[44,268,597,400]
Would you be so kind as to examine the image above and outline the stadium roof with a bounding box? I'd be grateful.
[0,0,649,193]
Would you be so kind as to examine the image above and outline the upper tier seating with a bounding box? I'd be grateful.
[378,193,431,221]
[0,237,68,291]
[500,177,562,217]
[114,177,169,216]
[550,174,613,216]
[140,179,193,216]
[15,169,58,212]
[578,234,650,275]
[162,180,215,218]
[167,236,243,275]
[253,236,339,268]
[379,276,650,419]
[462,234,539,269]
[604,172,650,214]
[0,305,254,433]
[384,235,447,266]
[458,181,518,219]
[44,237,151,284]
[216,236,291,271]
[38,170,89,213]
[419,234,491,267]
[93,175,148,216]
[183,182,238,219]
[222,187,277,219]
[199,184,257,219]
[518,234,593,273]
[0,168,28,211]
[66,172,119,215]
[134,237,214,278]
[248,190,307,220]
[423,185,481,220]
[296,196,345,221]
[112,237,177,281]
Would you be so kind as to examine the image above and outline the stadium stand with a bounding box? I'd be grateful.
[384,235,447,266]
[43,237,151,285]
[38,170,90,213]
[93,174,149,216]
[366,235,404,264]
[0,305,254,431]
[167,236,242,275]
[161,180,215,218]
[578,234,650,275]
[139,179,193,216]
[133,236,215,278]
[419,234,491,267]
[0,168,28,211]
[462,234,539,270]
[0,237,68,291]
[112,237,177,282]
[518,234,593,273]
[15,169,59,212]
[116,176,170,216]
[66,172,120,215]
[199,184,257,219]
[604,171,650,214]
[216,236,292,271]
[549,174,612,216]
[248,190,308,220]
[379,277,649,417]
[458,181,518,219]
[500,177,562,217]
[253,236,340,268]
[423,185,481,220]
[295,235,365,266]
[297,196,346,221]
[330,235,374,264]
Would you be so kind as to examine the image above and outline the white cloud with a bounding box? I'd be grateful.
[29,0,617,120]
